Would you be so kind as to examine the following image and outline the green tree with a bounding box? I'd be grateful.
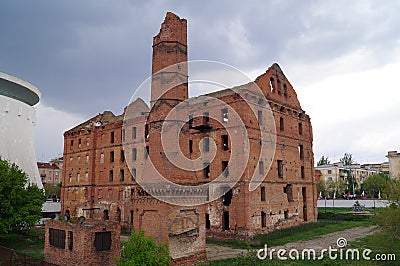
[118,229,171,266]
[43,183,61,199]
[317,155,330,166]
[372,180,400,243]
[340,153,354,166]
[0,158,45,234]
[317,178,345,198]
[345,171,358,194]
[362,173,389,198]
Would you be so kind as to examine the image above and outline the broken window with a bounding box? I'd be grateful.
[188,114,193,127]
[222,161,229,177]
[203,137,210,152]
[120,150,125,162]
[110,131,114,143]
[49,228,66,249]
[103,210,109,220]
[132,127,137,139]
[279,117,284,131]
[222,188,232,206]
[298,122,303,135]
[68,231,73,251]
[109,170,113,182]
[145,146,149,159]
[284,210,289,219]
[78,138,82,148]
[100,153,104,163]
[278,160,284,178]
[203,112,209,125]
[258,110,263,125]
[221,108,228,123]
[132,148,137,161]
[110,151,114,163]
[222,211,229,230]
[94,232,111,251]
[120,169,124,182]
[132,168,136,180]
[284,184,293,202]
[122,129,125,142]
[302,187,307,221]
[205,214,211,229]
[269,77,274,92]
[261,212,267,228]
[70,139,74,147]
[145,124,149,139]
[204,162,210,178]
[259,161,264,175]
[222,135,229,150]
[189,140,193,154]
[301,166,305,179]
[130,210,134,225]
[117,208,121,222]
[261,186,266,202]
[299,144,304,160]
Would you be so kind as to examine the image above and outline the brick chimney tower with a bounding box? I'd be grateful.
[145,12,194,184]
[151,12,188,107]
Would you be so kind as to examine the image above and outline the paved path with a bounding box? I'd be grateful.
[206,225,377,261]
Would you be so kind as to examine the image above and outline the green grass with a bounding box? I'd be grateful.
[319,207,380,214]
[0,227,45,259]
[208,217,373,250]
[319,207,354,213]
[253,220,372,248]
[211,232,399,266]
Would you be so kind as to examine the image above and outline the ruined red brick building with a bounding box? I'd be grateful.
[61,11,317,257]
[44,220,120,266]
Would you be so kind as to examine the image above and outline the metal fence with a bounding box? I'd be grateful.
[0,245,56,266]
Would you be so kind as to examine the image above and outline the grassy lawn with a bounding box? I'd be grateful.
[211,233,399,266]
[0,227,45,259]
[208,216,373,250]
[209,209,383,265]
[319,207,380,214]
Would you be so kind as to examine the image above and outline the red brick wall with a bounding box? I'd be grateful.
[44,220,120,266]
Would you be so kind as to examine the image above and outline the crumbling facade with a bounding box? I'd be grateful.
[44,220,120,266]
[61,11,317,261]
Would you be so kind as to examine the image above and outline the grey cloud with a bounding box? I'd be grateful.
[1,0,399,117]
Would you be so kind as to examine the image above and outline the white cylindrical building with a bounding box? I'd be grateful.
[0,72,43,188]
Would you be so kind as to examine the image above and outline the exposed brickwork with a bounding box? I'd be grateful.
[44,220,120,266]
[61,11,317,264]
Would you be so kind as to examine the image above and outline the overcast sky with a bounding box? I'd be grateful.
[1,0,399,164]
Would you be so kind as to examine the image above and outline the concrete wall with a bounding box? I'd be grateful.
[0,95,42,188]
